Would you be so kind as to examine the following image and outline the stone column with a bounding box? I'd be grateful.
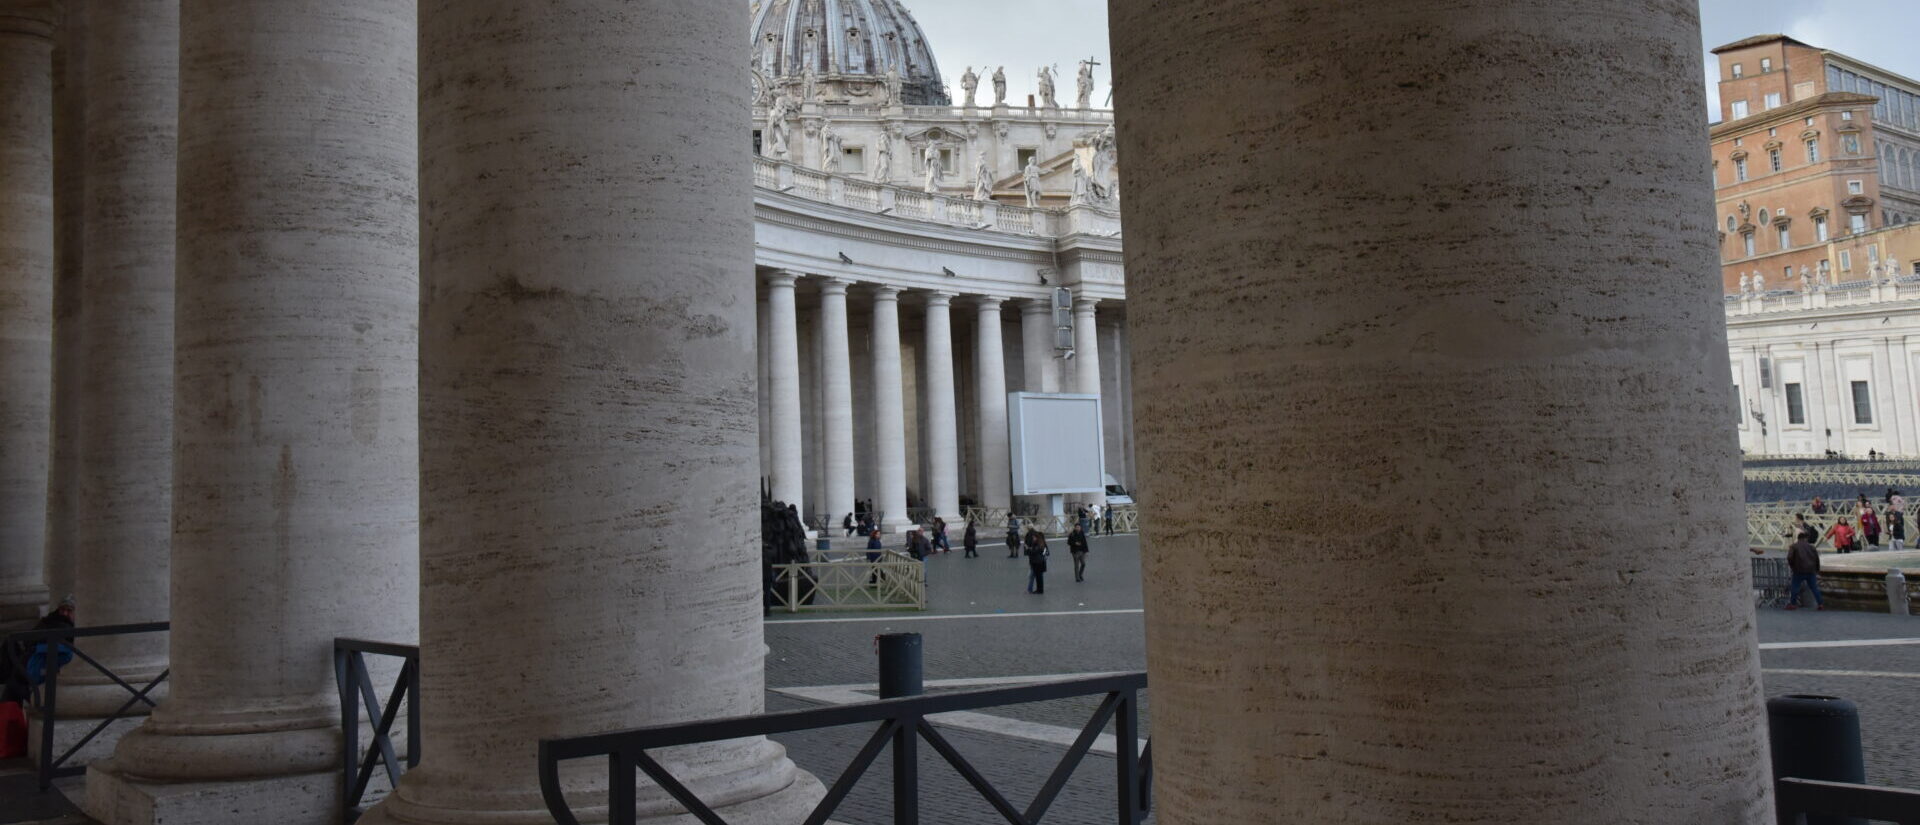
[1111,1,1772,822]
[362,1,821,822]
[767,271,805,510]
[44,4,83,604]
[974,296,1011,510]
[86,2,420,821]
[871,286,912,532]
[70,0,176,701]
[757,295,772,484]
[923,291,961,522]
[1071,297,1105,507]
[1020,297,1057,393]
[818,277,855,526]
[0,1,54,626]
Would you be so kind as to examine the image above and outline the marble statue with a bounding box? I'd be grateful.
[1738,272,1750,294]
[973,151,993,201]
[764,93,793,157]
[820,121,841,172]
[1022,157,1042,208]
[872,131,893,183]
[1076,60,1096,109]
[960,66,979,108]
[1800,265,1812,292]
[923,143,942,194]
[1071,154,1091,204]
[801,66,818,103]
[1891,257,1904,279]
[1037,65,1058,109]
[1754,272,1766,293]
[885,67,903,106]
[992,66,1007,106]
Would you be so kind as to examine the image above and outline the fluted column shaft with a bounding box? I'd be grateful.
[44,5,83,605]
[71,0,176,692]
[871,287,910,532]
[1020,297,1057,393]
[1111,0,1771,822]
[818,278,854,524]
[364,1,820,821]
[91,3,422,818]
[923,292,961,521]
[766,272,805,509]
[974,297,1011,510]
[0,3,54,626]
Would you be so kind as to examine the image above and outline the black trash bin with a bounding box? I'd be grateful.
[1768,694,1866,825]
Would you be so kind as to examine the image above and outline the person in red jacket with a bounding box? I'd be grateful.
[1860,505,1882,549]
[1828,520,1857,554]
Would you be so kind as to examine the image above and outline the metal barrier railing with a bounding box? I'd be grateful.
[1776,776,1920,823]
[538,672,1151,825]
[771,550,926,613]
[960,507,1138,536]
[334,638,420,824]
[2,621,170,791]
[1751,557,1792,608]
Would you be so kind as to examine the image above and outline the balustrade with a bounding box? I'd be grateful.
[752,156,1116,240]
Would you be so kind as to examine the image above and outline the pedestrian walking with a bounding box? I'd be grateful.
[963,521,979,558]
[1103,505,1114,535]
[1811,496,1829,514]
[1067,522,1089,582]
[866,528,884,561]
[932,517,952,553]
[1023,528,1049,594]
[1827,519,1857,554]
[1786,513,1820,545]
[1860,504,1882,549]
[1892,506,1908,552]
[1005,520,1020,558]
[1785,533,1826,610]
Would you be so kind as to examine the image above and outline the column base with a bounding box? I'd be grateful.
[30,714,144,771]
[357,762,825,825]
[85,757,338,825]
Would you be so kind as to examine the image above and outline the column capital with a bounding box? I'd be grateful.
[819,277,852,296]
[975,295,1008,309]
[1020,296,1053,314]
[1074,296,1100,313]
[766,270,800,289]
[0,6,56,40]
[923,290,957,307]
[871,284,903,301]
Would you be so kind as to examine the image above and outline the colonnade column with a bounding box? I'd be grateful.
[86,2,420,821]
[43,4,83,604]
[1071,296,1105,506]
[0,2,54,626]
[1110,1,1771,822]
[923,291,961,521]
[871,287,912,532]
[1020,297,1057,393]
[69,0,176,708]
[974,296,1011,510]
[363,1,821,821]
[819,277,855,525]
[766,271,805,509]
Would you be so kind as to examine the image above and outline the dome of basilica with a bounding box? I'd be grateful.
[750,0,950,105]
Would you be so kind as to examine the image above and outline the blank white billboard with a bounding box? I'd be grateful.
[1008,392,1105,495]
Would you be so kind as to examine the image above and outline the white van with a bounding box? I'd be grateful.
[1103,473,1134,505]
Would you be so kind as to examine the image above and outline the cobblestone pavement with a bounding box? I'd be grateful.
[768,535,1920,822]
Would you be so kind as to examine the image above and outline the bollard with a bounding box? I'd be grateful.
[1888,569,1909,615]
[876,632,923,699]
[1768,694,1866,825]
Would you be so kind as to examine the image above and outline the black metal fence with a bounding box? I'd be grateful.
[1776,776,1920,823]
[538,672,1151,825]
[333,638,420,824]
[2,621,169,791]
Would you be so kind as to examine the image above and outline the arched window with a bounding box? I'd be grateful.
[1806,138,1820,164]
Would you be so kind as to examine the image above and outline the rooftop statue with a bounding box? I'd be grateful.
[1739,272,1751,294]
[872,131,893,182]
[820,121,841,172]
[1076,60,1097,109]
[974,151,993,202]
[764,93,793,157]
[923,143,942,194]
[1037,65,1058,109]
[801,66,818,102]
[960,66,979,108]
[992,66,1007,106]
[885,67,903,106]
[1022,157,1042,208]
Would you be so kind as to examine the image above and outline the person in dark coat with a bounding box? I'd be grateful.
[1005,519,1021,558]
[1067,523,1090,582]
[1785,536,1825,610]
[1023,528,1049,594]
[963,521,978,558]
[2,596,77,703]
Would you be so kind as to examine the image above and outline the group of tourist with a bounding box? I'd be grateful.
[1075,503,1118,536]
[1775,488,1910,611]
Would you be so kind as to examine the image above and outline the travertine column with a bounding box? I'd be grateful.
[1111,1,1772,822]
[363,1,821,822]
[43,5,82,604]
[87,2,420,821]
[71,0,176,696]
[923,291,961,521]
[974,297,1011,510]
[1071,297,1101,396]
[767,271,805,509]
[871,287,911,532]
[757,295,772,483]
[0,1,54,626]
[818,278,855,525]
[1020,297,1057,393]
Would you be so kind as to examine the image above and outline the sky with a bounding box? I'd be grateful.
[899,0,1920,116]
